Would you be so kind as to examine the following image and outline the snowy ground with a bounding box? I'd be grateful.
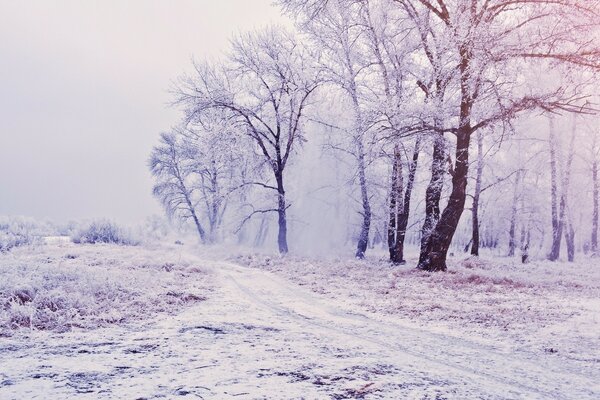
[1,243,599,399]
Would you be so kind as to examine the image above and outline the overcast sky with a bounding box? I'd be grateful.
[0,0,287,224]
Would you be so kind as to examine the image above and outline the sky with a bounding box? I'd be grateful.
[0,0,287,224]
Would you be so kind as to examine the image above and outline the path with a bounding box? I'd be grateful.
[1,259,598,399]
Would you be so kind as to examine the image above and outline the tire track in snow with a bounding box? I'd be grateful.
[213,261,599,400]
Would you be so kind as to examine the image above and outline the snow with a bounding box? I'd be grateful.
[0,243,212,334]
[1,243,599,399]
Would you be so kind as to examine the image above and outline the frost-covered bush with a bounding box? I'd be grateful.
[72,220,139,245]
[0,245,210,335]
[137,215,172,243]
[0,231,33,252]
[0,216,45,252]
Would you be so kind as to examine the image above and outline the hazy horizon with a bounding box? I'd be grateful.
[0,0,287,224]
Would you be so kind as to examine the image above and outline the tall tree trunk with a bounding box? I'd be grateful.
[254,216,268,247]
[208,163,220,243]
[418,46,473,272]
[355,133,371,259]
[592,160,598,255]
[178,173,206,243]
[185,195,206,243]
[519,186,530,263]
[520,223,530,264]
[388,144,404,263]
[275,170,288,254]
[471,130,484,256]
[548,117,562,261]
[419,132,446,264]
[394,137,422,263]
[507,170,522,257]
[562,119,577,262]
[419,129,471,271]
[565,216,575,262]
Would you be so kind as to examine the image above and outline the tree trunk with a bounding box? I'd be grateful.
[592,160,598,255]
[254,216,269,247]
[519,187,530,263]
[186,196,206,243]
[419,129,471,271]
[355,139,371,259]
[548,115,577,261]
[562,119,577,262]
[471,130,484,256]
[388,144,403,263]
[566,216,575,262]
[419,132,446,264]
[394,137,422,263]
[178,173,206,243]
[275,170,288,254]
[548,117,562,261]
[520,224,530,264]
[507,170,522,257]
[418,45,473,272]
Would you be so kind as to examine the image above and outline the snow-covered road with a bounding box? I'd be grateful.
[1,259,598,399]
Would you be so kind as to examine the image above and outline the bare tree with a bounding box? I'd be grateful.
[548,115,577,261]
[507,169,522,257]
[470,129,484,256]
[298,0,376,258]
[177,27,321,254]
[181,116,247,243]
[395,0,600,271]
[149,132,207,243]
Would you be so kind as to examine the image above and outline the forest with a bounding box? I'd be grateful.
[150,0,600,271]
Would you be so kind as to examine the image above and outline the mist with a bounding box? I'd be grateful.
[0,0,286,224]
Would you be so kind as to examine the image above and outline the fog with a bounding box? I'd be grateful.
[0,0,286,224]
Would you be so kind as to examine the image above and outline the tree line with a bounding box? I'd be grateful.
[150,0,600,271]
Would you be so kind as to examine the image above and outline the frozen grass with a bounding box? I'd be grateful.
[0,216,46,252]
[0,243,212,336]
[228,249,600,363]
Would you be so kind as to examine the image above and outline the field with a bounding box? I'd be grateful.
[0,242,598,399]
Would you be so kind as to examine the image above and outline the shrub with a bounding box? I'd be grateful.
[0,246,210,335]
[0,216,43,252]
[71,220,139,245]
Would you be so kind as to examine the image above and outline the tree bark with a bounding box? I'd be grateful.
[507,170,522,257]
[548,117,562,261]
[419,129,471,271]
[592,160,598,255]
[520,225,530,264]
[355,127,371,259]
[393,137,422,263]
[562,119,577,262]
[471,130,484,256]
[388,144,403,263]
[184,193,206,243]
[275,169,288,254]
[566,216,575,262]
[418,44,473,272]
[419,132,446,264]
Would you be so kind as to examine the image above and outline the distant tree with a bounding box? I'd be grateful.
[299,0,375,259]
[149,131,207,243]
[177,27,321,254]
[548,116,577,262]
[181,113,249,243]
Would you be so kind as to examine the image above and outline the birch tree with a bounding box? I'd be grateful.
[298,0,376,258]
